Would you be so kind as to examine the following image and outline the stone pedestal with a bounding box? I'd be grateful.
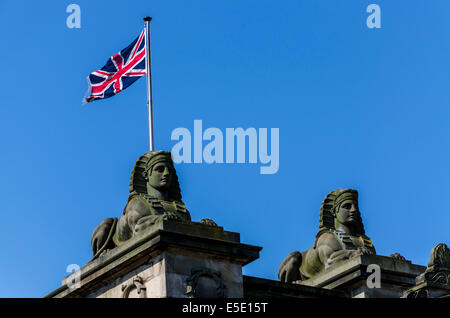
[45,220,261,298]
[298,254,426,298]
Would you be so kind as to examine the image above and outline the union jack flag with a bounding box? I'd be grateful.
[84,29,146,103]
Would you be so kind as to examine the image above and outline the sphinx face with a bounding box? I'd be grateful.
[336,199,359,226]
[147,161,173,191]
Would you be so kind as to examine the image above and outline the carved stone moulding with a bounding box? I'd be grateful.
[121,276,147,298]
[185,268,226,298]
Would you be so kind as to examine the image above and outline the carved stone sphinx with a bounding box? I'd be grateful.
[423,243,450,286]
[90,150,214,260]
[278,189,406,283]
[404,243,450,298]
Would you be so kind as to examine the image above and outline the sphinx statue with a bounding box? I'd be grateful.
[278,189,377,283]
[278,188,408,283]
[90,151,196,260]
[403,243,450,298]
[422,243,450,286]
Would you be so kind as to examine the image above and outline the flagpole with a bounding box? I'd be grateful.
[144,17,154,151]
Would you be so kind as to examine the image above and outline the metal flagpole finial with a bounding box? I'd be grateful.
[144,16,152,22]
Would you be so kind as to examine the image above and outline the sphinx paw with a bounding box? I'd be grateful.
[200,218,218,227]
[390,253,407,261]
[163,212,182,221]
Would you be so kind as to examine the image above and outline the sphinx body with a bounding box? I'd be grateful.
[278,189,376,283]
[90,151,191,260]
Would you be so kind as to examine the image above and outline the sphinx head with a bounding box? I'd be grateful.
[129,151,182,202]
[144,152,175,191]
[318,188,366,237]
[331,189,360,229]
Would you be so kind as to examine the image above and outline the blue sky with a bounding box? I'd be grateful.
[0,0,449,297]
